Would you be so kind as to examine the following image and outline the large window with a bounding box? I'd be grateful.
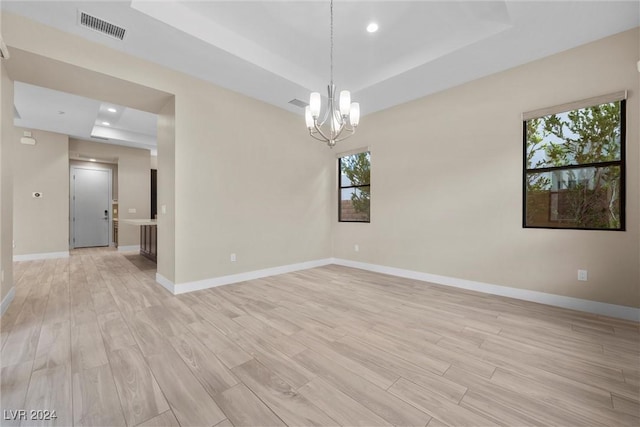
[339,151,370,222]
[523,93,625,230]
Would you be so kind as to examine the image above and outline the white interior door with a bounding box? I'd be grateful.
[72,167,111,248]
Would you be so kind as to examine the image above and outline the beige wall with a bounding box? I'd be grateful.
[0,60,14,304]
[69,139,150,247]
[13,128,69,256]
[157,98,175,282]
[332,28,640,308]
[172,85,333,284]
[2,11,332,287]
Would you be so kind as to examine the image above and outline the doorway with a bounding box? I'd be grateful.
[70,166,112,248]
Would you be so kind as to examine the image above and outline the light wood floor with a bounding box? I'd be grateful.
[1,248,639,427]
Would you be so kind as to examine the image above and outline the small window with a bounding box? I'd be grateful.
[523,96,625,230]
[339,151,370,222]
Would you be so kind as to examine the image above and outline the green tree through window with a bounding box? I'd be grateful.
[339,152,370,222]
[524,99,625,230]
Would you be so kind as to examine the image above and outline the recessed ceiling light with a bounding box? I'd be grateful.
[107,107,117,113]
[366,22,378,33]
[102,121,110,126]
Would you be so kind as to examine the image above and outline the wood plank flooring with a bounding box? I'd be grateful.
[1,248,639,426]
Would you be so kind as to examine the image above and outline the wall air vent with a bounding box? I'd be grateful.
[78,11,126,40]
[288,99,308,109]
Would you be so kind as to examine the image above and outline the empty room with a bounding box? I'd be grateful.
[0,1,639,426]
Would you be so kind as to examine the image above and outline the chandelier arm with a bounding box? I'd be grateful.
[335,128,356,143]
[333,121,346,140]
[340,123,355,133]
[309,132,330,143]
[312,120,331,142]
[317,105,330,127]
[331,109,347,139]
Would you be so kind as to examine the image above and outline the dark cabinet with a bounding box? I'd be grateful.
[140,224,157,263]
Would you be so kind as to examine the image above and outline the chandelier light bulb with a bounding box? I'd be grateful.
[349,103,360,127]
[305,106,314,129]
[309,92,321,118]
[339,90,351,117]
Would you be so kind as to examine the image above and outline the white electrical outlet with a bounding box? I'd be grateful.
[354,244,359,252]
[128,208,137,214]
[161,204,167,214]
[230,253,237,262]
[12,240,15,249]
[578,269,588,281]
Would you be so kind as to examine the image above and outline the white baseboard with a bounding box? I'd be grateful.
[150,255,638,321]
[117,245,140,252]
[13,251,70,262]
[156,258,334,295]
[331,258,640,322]
[155,272,175,294]
[1,286,15,316]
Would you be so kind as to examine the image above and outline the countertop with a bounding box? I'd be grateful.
[120,219,158,226]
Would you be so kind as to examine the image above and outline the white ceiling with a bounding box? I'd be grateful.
[3,1,639,151]
[140,0,514,94]
[14,82,158,154]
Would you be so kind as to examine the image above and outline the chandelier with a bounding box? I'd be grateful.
[305,0,360,148]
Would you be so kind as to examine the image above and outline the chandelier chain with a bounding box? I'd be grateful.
[330,0,333,86]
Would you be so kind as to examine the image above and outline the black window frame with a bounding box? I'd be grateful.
[338,151,371,223]
[522,98,626,231]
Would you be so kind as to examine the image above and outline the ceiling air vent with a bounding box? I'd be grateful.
[288,99,308,109]
[78,11,126,40]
